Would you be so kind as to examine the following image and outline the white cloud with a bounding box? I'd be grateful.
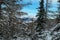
[51,0,58,3]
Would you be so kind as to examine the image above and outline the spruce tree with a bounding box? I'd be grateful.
[0,0,30,40]
[36,0,46,34]
[56,0,60,23]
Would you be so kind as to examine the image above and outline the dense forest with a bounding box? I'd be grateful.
[0,0,60,40]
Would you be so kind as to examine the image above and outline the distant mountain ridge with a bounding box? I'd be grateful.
[16,16,37,23]
[21,17,37,23]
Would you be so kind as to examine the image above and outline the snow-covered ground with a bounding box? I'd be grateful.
[15,23,60,40]
[11,23,60,40]
[0,23,60,40]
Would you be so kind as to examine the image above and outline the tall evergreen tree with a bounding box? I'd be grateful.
[0,0,30,40]
[36,0,46,34]
[56,0,60,23]
[0,0,21,40]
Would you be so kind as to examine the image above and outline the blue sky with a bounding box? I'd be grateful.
[21,0,40,17]
[21,0,58,18]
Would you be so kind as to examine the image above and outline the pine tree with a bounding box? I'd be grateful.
[56,0,60,23]
[36,0,46,34]
[0,0,21,40]
[0,0,30,40]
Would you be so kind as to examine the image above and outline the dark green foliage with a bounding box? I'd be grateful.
[56,0,60,23]
[36,0,46,32]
